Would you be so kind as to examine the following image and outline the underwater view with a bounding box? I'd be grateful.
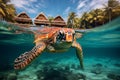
[0,0,120,80]
[0,17,120,80]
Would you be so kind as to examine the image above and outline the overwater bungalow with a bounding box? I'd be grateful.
[14,12,32,27]
[51,16,66,27]
[14,12,66,27]
[34,12,49,26]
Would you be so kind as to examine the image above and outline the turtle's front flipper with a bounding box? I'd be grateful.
[72,41,84,70]
[14,42,46,70]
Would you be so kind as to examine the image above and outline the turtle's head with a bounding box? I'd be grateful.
[55,29,75,43]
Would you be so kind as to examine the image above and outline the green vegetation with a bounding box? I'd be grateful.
[0,0,16,22]
[0,0,120,29]
[67,12,76,28]
[48,16,54,27]
[67,0,120,29]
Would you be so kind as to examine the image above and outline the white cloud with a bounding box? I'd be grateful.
[89,0,108,9]
[76,0,108,17]
[10,0,30,8]
[77,0,87,10]
[64,17,68,22]
[64,7,71,15]
[29,0,37,2]
[24,7,37,14]
[10,0,43,14]
[71,0,76,3]
[63,7,71,22]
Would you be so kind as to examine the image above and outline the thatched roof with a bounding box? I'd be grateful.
[34,12,49,25]
[51,16,66,27]
[15,12,32,23]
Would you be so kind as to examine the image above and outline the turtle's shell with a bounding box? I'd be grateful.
[30,27,74,41]
[33,27,60,40]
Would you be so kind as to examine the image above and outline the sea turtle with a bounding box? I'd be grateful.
[14,27,84,70]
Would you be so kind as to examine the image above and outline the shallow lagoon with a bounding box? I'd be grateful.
[0,18,120,80]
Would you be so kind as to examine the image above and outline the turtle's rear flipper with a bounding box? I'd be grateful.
[14,42,46,70]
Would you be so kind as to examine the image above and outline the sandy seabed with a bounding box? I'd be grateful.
[11,56,120,80]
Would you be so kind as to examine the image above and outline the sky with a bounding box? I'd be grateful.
[10,0,120,21]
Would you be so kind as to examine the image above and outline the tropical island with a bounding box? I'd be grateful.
[0,0,120,29]
[0,0,120,80]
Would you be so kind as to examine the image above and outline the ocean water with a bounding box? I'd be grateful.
[0,18,120,80]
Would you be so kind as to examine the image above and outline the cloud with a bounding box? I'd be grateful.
[77,0,87,10]
[71,0,76,3]
[89,0,108,9]
[63,7,71,22]
[64,7,71,15]
[76,0,108,17]
[10,0,30,8]
[10,0,44,14]
[29,0,37,2]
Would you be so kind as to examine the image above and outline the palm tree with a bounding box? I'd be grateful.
[5,4,16,22]
[48,16,54,27]
[89,9,104,27]
[104,0,120,22]
[2,0,10,3]
[74,17,80,28]
[0,0,16,22]
[67,12,76,28]
[80,12,91,29]
[112,5,120,19]
[0,0,6,20]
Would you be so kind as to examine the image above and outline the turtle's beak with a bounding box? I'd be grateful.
[65,32,73,42]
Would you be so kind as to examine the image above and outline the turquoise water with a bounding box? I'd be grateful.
[0,18,120,80]
[78,18,120,58]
